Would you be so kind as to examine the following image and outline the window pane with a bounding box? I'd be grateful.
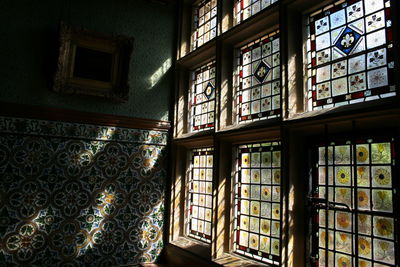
[234,0,279,26]
[234,142,281,265]
[236,31,281,123]
[191,0,217,51]
[187,147,214,243]
[190,61,216,132]
[306,0,395,110]
[313,137,396,266]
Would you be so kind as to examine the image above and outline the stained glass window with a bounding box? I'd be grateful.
[234,142,281,265]
[306,0,395,110]
[235,31,281,123]
[190,61,216,132]
[234,0,279,25]
[187,148,214,243]
[191,0,217,51]
[312,137,396,266]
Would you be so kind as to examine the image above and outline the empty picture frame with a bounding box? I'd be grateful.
[53,22,134,102]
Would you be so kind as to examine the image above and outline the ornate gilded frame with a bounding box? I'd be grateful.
[53,23,133,102]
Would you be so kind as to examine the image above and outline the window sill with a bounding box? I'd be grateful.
[214,253,274,267]
[174,129,214,141]
[217,117,281,134]
[170,236,211,260]
[285,94,398,122]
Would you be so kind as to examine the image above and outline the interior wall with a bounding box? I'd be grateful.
[0,1,175,265]
[0,0,175,121]
[0,116,168,266]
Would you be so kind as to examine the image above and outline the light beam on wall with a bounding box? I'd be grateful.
[149,58,172,89]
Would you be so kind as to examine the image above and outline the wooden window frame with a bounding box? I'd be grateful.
[168,0,400,266]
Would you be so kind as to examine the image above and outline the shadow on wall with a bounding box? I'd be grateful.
[0,117,168,266]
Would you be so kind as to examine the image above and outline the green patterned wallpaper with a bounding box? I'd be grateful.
[0,0,175,121]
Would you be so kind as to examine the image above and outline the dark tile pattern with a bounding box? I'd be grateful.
[0,116,168,266]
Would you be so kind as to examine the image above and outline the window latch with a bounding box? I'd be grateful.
[307,196,351,211]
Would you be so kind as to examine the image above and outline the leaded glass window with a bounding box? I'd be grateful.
[187,148,214,243]
[233,0,279,25]
[190,61,216,132]
[234,142,282,264]
[235,31,281,123]
[306,0,395,110]
[191,0,217,51]
[311,137,397,266]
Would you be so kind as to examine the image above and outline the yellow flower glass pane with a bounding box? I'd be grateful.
[319,250,334,267]
[259,236,270,253]
[335,187,352,208]
[261,169,271,184]
[372,189,393,212]
[371,143,391,164]
[373,216,394,239]
[187,147,213,243]
[335,145,351,164]
[358,213,372,235]
[319,229,334,249]
[251,169,261,183]
[314,137,396,266]
[234,141,281,265]
[335,166,351,185]
[357,189,371,210]
[336,254,352,267]
[261,152,271,167]
[356,144,370,164]
[372,166,392,187]
[373,239,395,264]
[357,166,370,187]
[335,231,352,254]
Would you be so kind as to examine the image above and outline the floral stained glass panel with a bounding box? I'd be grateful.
[306,0,395,110]
[191,0,217,51]
[314,138,396,266]
[190,61,216,132]
[235,31,281,123]
[187,148,214,243]
[233,0,279,25]
[234,142,281,265]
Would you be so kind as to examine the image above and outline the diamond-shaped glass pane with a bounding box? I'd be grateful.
[203,82,215,100]
[334,27,362,55]
[254,61,271,83]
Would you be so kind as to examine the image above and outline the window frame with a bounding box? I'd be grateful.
[189,61,217,132]
[190,0,219,52]
[308,132,399,267]
[186,147,215,243]
[304,0,396,111]
[168,0,400,266]
[232,141,283,265]
[234,30,282,124]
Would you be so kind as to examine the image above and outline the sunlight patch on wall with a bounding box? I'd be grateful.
[149,58,172,89]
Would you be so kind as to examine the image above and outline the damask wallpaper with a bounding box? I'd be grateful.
[0,116,168,266]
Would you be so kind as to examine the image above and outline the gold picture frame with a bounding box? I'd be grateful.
[53,22,133,102]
